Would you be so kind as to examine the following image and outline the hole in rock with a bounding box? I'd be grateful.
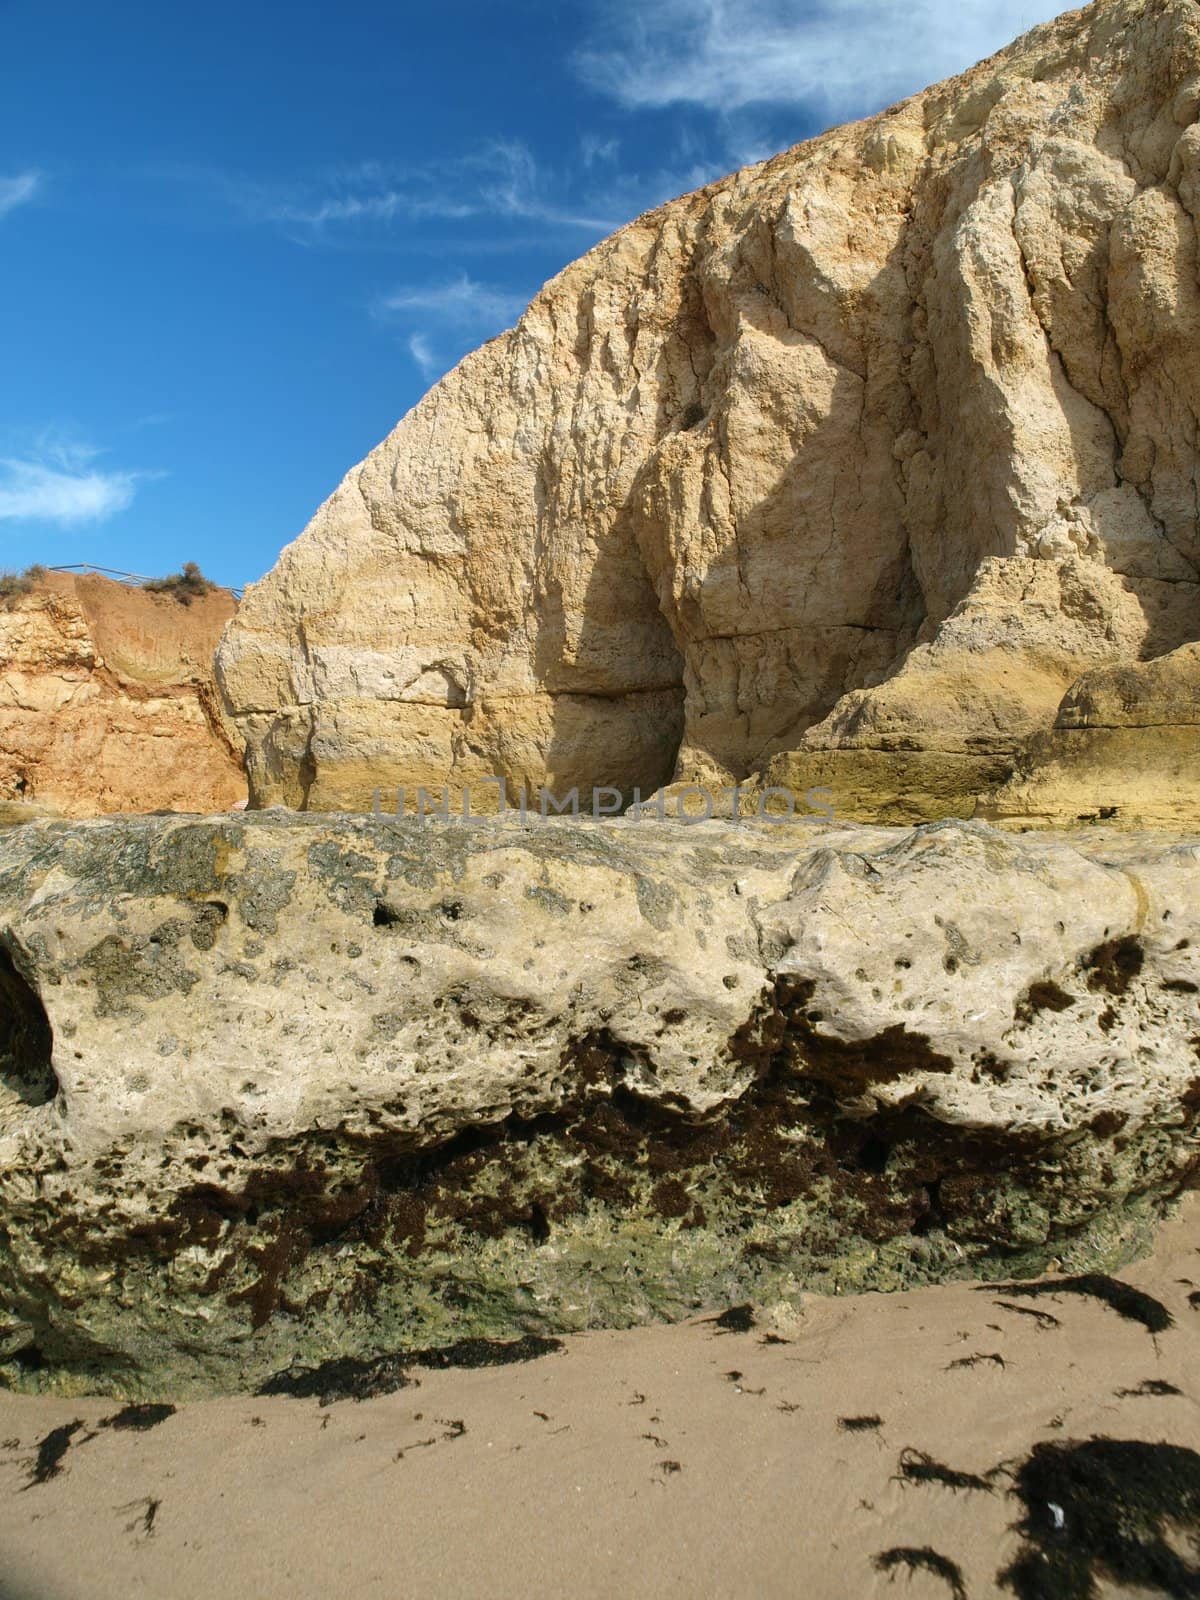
[525,1201,552,1243]
[190,900,228,951]
[0,944,57,1109]
[853,1135,892,1175]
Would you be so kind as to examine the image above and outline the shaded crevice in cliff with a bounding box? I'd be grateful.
[0,942,56,1114]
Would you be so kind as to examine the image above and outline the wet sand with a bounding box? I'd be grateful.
[2,1198,1200,1599]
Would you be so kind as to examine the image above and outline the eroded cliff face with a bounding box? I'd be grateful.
[0,573,245,818]
[218,0,1200,825]
[0,812,1196,1395]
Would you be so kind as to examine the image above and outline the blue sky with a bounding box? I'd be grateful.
[0,0,1061,588]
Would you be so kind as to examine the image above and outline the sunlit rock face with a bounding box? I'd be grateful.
[0,571,245,818]
[0,811,1197,1395]
[984,641,1200,827]
[218,0,1200,826]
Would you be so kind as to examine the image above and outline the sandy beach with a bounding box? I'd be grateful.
[2,1196,1198,1600]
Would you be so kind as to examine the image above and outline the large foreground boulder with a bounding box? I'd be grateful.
[0,811,1196,1395]
[217,0,1199,825]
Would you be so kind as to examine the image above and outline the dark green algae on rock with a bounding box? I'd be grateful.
[0,811,1197,1397]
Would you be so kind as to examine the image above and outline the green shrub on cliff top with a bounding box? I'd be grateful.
[142,561,216,605]
[0,564,49,607]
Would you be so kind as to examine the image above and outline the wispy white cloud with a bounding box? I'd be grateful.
[378,274,532,382]
[0,435,144,526]
[0,171,39,220]
[268,184,474,229]
[580,151,731,222]
[380,275,530,327]
[239,142,618,240]
[179,131,730,269]
[482,141,616,231]
[407,333,437,377]
[580,134,620,168]
[575,1,1064,117]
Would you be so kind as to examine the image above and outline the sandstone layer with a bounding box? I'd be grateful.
[0,810,1196,1395]
[984,638,1200,825]
[218,0,1200,826]
[0,572,245,818]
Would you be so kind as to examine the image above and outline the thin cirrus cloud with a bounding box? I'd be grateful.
[0,171,39,219]
[213,137,730,282]
[254,142,619,239]
[406,333,438,378]
[209,135,730,380]
[377,275,532,381]
[0,438,143,526]
[380,276,531,327]
[575,0,1065,116]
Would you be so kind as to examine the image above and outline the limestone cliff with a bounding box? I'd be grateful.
[218,0,1200,826]
[0,571,245,817]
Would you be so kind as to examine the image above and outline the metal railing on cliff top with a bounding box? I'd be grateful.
[46,563,244,601]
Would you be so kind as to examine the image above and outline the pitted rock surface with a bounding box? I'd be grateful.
[0,812,1196,1393]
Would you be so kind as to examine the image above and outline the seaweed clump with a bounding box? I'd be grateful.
[1015,981,1076,1023]
[258,1354,414,1405]
[981,1274,1172,1334]
[1083,937,1144,997]
[874,1547,967,1599]
[24,1420,85,1487]
[100,1403,177,1431]
[897,1448,996,1493]
[1114,1379,1184,1399]
[1000,1437,1200,1599]
[409,1335,563,1371]
[258,1334,563,1404]
[706,1305,757,1334]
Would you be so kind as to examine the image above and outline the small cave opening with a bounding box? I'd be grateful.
[0,943,58,1109]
